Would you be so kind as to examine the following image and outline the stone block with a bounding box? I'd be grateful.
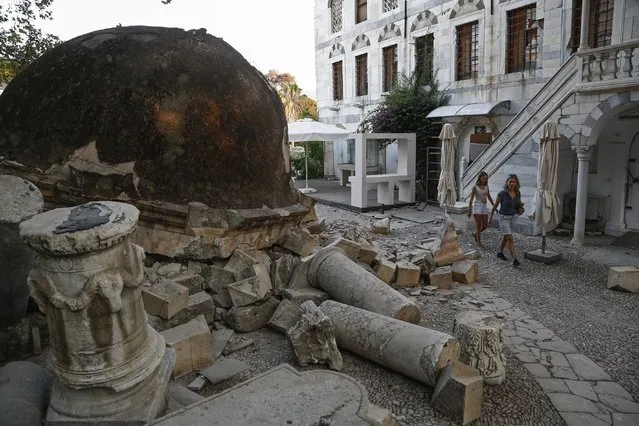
[607,266,639,293]
[304,218,326,234]
[150,364,396,426]
[451,260,479,284]
[157,263,182,277]
[429,266,453,289]
[268,299,303,334]
[270,253,300,295]
[396,261,421,287]
[326,237,360,261]
[224,249,258,280]
[142,279,189,319]
[372,218,391,234]
[226,297,279,333]
[207,266,236,308]
[199,357,249,385]
[277,228,318,256]
[161,315,213,379]
[524,249,563,264]
[211,328,234,362]
[173,273,205,294]
[376,259,397,283]
[281,288,331,306]
[227,268,272,307]
[411,250,436,276]
[431,361,483,425]
[357,240,378,265]
[164,292,216,329]
[287,254,315,289]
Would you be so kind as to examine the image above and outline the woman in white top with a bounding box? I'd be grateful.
[467,171,494,248]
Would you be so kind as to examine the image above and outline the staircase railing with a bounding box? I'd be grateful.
[461,55,578,197]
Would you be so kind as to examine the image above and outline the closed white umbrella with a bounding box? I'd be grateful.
[288,118,349,194]
[525,121,562,263]
[437,123,457,213]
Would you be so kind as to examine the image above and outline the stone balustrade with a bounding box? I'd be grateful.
[577,40,639,92]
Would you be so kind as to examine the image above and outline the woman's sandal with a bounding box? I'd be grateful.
[497,252,508,261]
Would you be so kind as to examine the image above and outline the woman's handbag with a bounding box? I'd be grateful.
[517,202,525,216]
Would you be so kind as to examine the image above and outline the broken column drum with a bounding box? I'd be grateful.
[308,248,421,324]
[453,311,506,385]
[320,301,459,387]
[20,201,170,421]
[0,175,44,327]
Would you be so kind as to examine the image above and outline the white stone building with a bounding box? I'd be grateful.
[314,0,639,245]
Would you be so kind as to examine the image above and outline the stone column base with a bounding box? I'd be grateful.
[46,348,176,426]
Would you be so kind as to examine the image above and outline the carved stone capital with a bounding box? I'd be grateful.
[572,145,592,160]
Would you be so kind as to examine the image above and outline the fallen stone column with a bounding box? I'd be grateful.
[308,248,421,324]
[0,175,44,328]
[20,201,174,424]
[320,300,459,387]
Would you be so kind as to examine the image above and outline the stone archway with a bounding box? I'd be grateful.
[449,0,485,19]
[410,10,438,32]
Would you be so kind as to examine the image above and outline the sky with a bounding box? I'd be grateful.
[38,0,317,97]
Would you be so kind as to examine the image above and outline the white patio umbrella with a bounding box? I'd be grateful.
[288,118,349,194]
[437,123,458,214]
[531,121,561,253]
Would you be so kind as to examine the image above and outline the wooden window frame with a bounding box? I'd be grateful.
[355,54,368,96]
[382,44,398,92]
[506,4,538,73]
[356,0,367,24]
[455,21,479,81]
[332,61,344,101]
[572,0,614,51]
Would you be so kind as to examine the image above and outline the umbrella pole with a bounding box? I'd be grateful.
[541,228,547,254]
[304,142,309,190]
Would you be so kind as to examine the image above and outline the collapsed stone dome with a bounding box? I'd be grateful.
[0,26,297,209]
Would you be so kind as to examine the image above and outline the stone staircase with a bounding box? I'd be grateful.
[461,55,578,199]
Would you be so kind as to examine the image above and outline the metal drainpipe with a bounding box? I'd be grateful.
[404,0,409,75]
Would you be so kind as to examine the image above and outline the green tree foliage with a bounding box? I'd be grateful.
[358,69,448,183]
[291,141,324,179]
[0,0,60,83]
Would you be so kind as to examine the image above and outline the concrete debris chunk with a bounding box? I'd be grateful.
[161,315,213,379]
[226,297,279,332]
[227,268,272,307]
[411,250,436,276]
[607,266,639,293]
[372,217,391,234]
[451,259,479,284]
[224,249,258,280]
[173,273,205,294]
[431,361,483,425]
[207,266,236,308]
[270,253,300,295]
[287,301,343,371]
[186,376,207,393]
[434,215,467,266]
[396,261,421,287]
[282,287,331,306]
[429,266,453,289]
[211,328,234,362]
[304,218,326,234]
[326,237,360,261]
[142,279,189,319]
[199,357,249,385]
[357,239,378,265]
[268,299,303,334]
[223,336,256,356]
[169,383,205,405]
[163,291,216,329]
[277,228,318,256]
[376,259,397,284]
[157,262,182,277]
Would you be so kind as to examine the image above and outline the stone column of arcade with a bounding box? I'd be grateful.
[19,201,174,425]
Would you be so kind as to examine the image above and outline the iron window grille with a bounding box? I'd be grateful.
[415,33,434,80]
[331,0,343,33]
[383,44,398,92]
[383,0,398,13]
[332,61,344,101]
[355,54,368,96]
[506,4,538,73]
[571,0,614,52]
[356,0,367,24]
[455,21,479,80]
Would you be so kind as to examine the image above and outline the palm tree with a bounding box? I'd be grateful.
[281,82,302,123]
